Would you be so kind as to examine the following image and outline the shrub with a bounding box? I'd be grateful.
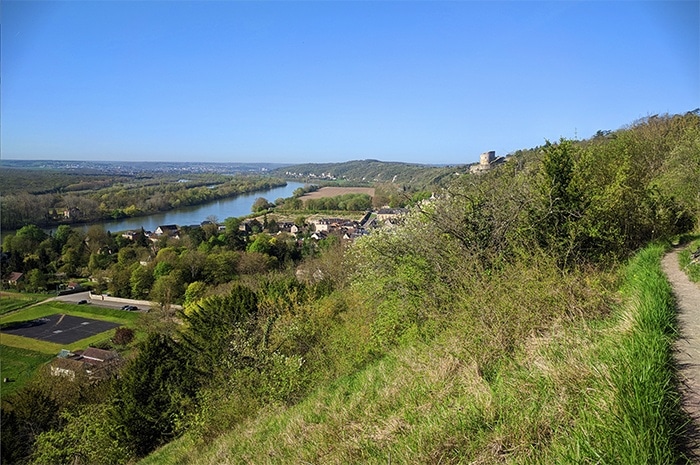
[112,327,135,346]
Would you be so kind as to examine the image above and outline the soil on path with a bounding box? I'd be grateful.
[662,250,700,461]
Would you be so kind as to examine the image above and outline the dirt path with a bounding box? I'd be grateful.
[662,250,700,460]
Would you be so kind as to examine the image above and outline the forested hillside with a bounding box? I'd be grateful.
[0,168,286,230]
[273,159,466,187]
[1,112,699,464]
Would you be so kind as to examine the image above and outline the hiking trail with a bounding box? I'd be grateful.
[662,250,700,460]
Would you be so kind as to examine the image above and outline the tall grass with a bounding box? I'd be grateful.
[542,243,688,464]
[140,244,689,464]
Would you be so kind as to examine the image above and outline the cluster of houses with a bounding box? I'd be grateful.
[121,222,227,243]
[119,207,410,246]
[284,170,339,180]
[237,208,409,241]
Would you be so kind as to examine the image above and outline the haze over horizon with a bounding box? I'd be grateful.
[2,1,698,166]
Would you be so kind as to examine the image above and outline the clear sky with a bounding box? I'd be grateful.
[2,1,698,165]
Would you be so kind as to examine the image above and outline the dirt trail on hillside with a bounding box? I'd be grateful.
[662,250,700,461]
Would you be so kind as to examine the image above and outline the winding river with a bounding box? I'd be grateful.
[68,181,306,234]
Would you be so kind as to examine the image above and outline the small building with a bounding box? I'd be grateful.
[63,207,82,219]
[50,347,122,381]
[154,225,180,238]
[121,230,142,241]
[7,272,23,286]
[312,218,347,232]
[312,219,333,232]
[376,208,408,222]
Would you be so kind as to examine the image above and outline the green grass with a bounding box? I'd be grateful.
[0,301,139,354]
[139,243,689,465]
[0,301,140,325]
[0,291,53,315]
[0,345,55,398]
[537,243,687,464]
[1,300,142,399]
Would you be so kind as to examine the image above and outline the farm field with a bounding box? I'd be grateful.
[299,186,375,201]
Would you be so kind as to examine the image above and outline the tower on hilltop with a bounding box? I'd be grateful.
[480,151,496,165]
[470,150,504,174]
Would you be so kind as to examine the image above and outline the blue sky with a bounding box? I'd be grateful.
[2,1,698,165]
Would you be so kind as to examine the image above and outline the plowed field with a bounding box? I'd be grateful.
[300,187,375,201]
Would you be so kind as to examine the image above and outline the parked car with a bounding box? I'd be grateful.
[121,305,139,311]
[77,300,88,305]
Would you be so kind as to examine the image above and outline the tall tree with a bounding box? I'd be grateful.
[180,285,259,380]
[130,264,154,300]
[532,139,584,268]
[111,333,196,458]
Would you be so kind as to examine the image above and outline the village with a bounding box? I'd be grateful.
[117,206,409,246]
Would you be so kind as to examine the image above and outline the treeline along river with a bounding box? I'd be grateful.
[77,182,306,233]
[3,182,306,239]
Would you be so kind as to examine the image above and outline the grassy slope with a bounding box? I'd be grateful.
[140,243,688,464]
[0,345,55,397]
[0,292,54,315]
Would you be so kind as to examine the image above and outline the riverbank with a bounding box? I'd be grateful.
[2,181,306,238]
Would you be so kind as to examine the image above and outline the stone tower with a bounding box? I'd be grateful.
[480,151,496,166]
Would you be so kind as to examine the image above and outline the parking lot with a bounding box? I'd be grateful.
[0,313,120,344]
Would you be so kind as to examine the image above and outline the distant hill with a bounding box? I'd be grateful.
[0,159,290,175]
[271,159,470,187]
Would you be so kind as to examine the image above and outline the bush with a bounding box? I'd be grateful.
[112,327,135,346]
[679,239,700,283]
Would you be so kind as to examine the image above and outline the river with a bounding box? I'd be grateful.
[92,181,306,233]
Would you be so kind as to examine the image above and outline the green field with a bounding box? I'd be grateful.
[0,302,139,354]
[0,301,141,326]
[0,300,140,397]
[0,291,54,315]
[0,345,55,397]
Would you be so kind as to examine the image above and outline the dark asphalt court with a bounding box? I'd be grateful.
[0,314,120,344]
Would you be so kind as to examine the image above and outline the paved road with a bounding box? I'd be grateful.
[662,250,700,461]
[54,291,145,312]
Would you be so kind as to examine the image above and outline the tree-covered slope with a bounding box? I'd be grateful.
[134,112,699,464]
[272,158,469,187]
